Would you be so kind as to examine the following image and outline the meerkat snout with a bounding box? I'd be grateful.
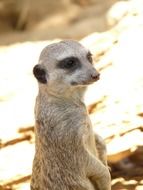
[91,72,100,81]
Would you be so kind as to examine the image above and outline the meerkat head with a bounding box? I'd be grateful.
[33,40,100,95]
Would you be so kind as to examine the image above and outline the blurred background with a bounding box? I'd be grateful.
[0,0,129,44]
[0,0,143,189]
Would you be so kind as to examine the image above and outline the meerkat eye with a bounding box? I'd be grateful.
[87,52,93,63]
[65,58,75,68]
[57,57,81,71]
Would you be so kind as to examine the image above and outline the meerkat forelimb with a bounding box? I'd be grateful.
[94,133,108,166]
[31,40,111,190]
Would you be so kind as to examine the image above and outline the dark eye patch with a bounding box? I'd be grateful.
[57,57,81,71]
[87,52,93,64]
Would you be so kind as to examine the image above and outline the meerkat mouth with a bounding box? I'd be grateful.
[71,79,99,86]
[71,74,100,86]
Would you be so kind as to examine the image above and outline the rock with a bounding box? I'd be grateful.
[106,1,129,26]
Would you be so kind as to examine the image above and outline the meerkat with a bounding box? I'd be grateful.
[31,40,111,190]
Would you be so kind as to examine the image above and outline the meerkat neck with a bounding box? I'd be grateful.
[38,84,87,105]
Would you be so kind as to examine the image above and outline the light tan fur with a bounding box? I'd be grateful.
[31,40,111,190]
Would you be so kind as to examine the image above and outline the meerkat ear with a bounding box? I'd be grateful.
[33,64,48,84]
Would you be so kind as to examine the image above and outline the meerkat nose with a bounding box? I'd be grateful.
[91,73,100,81]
